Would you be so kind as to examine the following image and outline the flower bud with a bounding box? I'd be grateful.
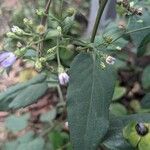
[57,26,62,36]
[23,18,33,26]
[39,57,47,62]
[36,9,45,16]
[6,32,18,38]
[11,26,24,35]
[66,8,75,17]
[58,66,69,85]
[35,60,42,71]
[66,44,75,51]
[58,72,69,85]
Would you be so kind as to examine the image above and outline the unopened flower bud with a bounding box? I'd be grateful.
[36,9,45,16]
[100,62,106,69]
[106,56,116,65]
[23,18,33,26]
[66,8,75,17]
[58,72,69,85]
[35,60,42,71]
[39,57,47,62]
[58,66,69,85]
[11,26,24,35]
[67,44,75,51]
[6,32,17,38]
[15,47,27,56]
[57,26,62,36]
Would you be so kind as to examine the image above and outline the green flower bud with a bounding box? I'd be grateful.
[11,26,25,36]
[14,47,27,56]
[39,57,47,62]
[36,9,45,16]
[35,60,42,71]
[6,32,19,39]
[66,8,75,17]
[47,46,57,54]
[130,100,141,112]
[57,26,62,36]
[23,18,33,26]
[66,44,75,51]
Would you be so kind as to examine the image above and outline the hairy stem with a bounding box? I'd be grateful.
[90,0,108,43]
[41,0,52,26]
[112,25,150,44]
[126,25,150,34]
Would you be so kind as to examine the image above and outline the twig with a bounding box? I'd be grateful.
[90,0,108,43]
[41,0,52,26]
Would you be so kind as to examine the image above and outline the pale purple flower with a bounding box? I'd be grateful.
[0,51,17,68]
[58,72,69,85]
[106,56,116,65]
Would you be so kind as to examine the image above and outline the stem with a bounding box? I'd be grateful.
[126,25,150,34]
[60,0,64,19]
[56,37,61,66]
[57,85,64,102]
[90,0,108,43]
[41,0,52,26]
[112,25,150,44]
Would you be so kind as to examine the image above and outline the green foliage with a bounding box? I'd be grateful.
[9,82,48,109]
[128,12,150,48]
[67,53,116,150]
[40,108,57,123]
[5,114,30,133]
[110,103,127,116]
[137,34,150,56]
[141,93,150,109]
[112,86,127,101]
[142,65,150,90]
[0,74,47,110]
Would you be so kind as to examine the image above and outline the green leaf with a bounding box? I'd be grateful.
[137,34,150,56]
[9,82,48,109]
[142,65,150,90]
[40,108,56,122]
[62,16,74,34]
[3,141,19,150]
[45,30,60,39]
[17,137,45,150]
[112,86,126,101]
[0,73,46,101]
[26,137,45,150]
[17,131,34,143]
[110,103,127,116]
[5,114,30,133]
[67,53,116,150]
[128,12,150,48]
[49,131,64,150]
[141,93,150,108]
